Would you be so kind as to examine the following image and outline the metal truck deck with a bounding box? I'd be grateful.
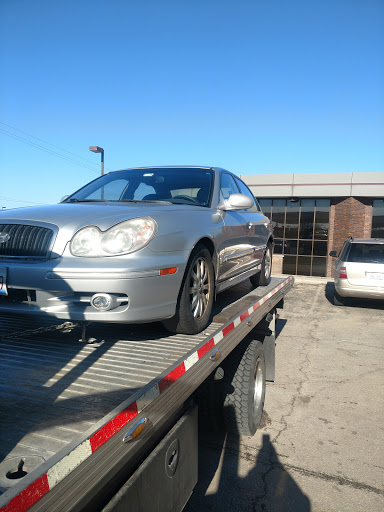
[0,276,293,511]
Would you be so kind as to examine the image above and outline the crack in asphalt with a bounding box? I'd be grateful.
[253,285,321,508]
[192,283,383,511]
[200,438,384,497]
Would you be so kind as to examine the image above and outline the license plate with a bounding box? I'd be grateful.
[0,267,8,296]
[366,272,384,280]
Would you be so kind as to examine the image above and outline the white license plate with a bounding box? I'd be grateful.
[366,272,384,280]
[0,267,8,296]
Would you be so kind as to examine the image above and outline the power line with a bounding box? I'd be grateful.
[0,121,104,168]
[0,128,99,175]
[0,195,46,206]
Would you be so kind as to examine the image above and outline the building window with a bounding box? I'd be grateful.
[259,198,331,276]
[372,200,384,238]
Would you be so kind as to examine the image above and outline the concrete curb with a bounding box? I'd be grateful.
[272,274,333,285]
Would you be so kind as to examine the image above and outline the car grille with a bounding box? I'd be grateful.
[0,224,54,258]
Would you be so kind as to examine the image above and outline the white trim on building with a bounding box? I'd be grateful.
[240,172,384,198]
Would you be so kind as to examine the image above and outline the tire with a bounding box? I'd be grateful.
[222,339,266,436]
[334,291,346,306]
[162,246,215,334]
[250,243,272,287]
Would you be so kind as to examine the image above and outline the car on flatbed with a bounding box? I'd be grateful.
[0,166,273,333]
[330,237,384,305]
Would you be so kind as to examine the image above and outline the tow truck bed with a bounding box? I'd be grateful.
[0,276,293,511]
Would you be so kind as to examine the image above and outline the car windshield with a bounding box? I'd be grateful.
[348,243,384,263]
[65,167,214,207]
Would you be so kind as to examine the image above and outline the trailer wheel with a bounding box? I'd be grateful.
[250,244,272,287]
[162,245,214,334]
[223,339,266,436]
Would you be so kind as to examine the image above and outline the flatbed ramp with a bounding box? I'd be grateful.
[0,276,293,511]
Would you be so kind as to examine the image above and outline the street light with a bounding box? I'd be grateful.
[89,146,104,176]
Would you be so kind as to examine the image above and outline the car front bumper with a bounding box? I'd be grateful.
[0,251,188,323]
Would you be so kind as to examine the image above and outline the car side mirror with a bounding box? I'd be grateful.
[329,251,337,257]
[221,193,254,211]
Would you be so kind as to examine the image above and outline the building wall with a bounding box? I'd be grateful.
[241,172,384,278]
[327,198,373,276]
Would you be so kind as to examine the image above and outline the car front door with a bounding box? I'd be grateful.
[216,173,254,282]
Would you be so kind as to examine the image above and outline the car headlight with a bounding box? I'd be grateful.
[70,217,157,257]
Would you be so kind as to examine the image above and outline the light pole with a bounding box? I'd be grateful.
[89,146,104,176]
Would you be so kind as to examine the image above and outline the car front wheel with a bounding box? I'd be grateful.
[162,245,215,334]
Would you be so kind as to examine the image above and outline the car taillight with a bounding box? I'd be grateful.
[339,267,347,279]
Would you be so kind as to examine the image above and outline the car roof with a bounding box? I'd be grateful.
[116,166,215,172]
[349,238,384,244]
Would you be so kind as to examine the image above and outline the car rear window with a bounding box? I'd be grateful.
[347,243,384,263]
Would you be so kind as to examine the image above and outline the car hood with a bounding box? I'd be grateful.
[0,202,180,229]
[0,202,213,257]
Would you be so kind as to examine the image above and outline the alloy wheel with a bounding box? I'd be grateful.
[189,257,211,319]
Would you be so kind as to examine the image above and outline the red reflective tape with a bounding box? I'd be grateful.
[90,402,138,452]
[158,362,186,393]
[197,338,215,359]
[240,310,249,322]
[253,300,261,311]
[0,474,50,512]
[222,322,234,337]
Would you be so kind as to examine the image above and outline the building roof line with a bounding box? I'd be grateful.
[248,182,384,187]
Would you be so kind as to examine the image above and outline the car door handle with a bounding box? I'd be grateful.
[247,222,253,229]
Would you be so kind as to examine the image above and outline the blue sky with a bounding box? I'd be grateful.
[1,0,383,209]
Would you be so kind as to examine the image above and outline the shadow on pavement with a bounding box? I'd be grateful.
[325,282,384,310]
[185,407,310,512]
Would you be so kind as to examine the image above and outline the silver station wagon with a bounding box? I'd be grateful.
[0,166,273,333]
[330,237,384,305]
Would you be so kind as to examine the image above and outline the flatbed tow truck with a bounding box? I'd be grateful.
[0,275,293,512]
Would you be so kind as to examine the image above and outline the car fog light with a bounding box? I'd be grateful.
[90,293,117,311]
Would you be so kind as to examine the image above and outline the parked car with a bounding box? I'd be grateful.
[329,237,384,306]
[0,166,273,333]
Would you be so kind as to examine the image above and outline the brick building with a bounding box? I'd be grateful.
[241,172,384,277]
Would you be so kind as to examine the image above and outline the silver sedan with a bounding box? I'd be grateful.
[0,167,273,334]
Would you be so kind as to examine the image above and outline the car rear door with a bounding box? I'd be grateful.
[234,177,271,264]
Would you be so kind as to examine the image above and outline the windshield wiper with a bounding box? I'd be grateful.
[118,199,172,205]
[66,198,108,203]
[66,198,172,205]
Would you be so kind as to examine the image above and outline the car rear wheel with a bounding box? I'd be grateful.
[250,243,272,287]
[162,246,214,334]
[223,339,266,436]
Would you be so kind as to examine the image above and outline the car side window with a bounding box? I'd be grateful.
[220,173,240,200]
[234,177,258,212]
[339,241,350,260]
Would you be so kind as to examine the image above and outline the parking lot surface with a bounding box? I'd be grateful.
[185,279,384,512]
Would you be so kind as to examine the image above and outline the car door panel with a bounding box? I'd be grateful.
[216,210,254,282]
[245,213,271,263]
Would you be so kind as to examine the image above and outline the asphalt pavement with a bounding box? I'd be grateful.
[185,277,384,512]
